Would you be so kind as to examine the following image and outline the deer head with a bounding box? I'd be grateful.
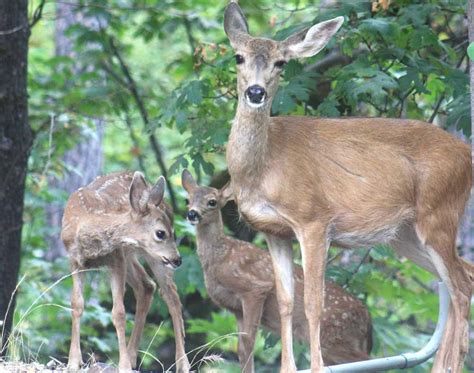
[128,172,181,269]
[181,169,233,225]
[224,1,343,109]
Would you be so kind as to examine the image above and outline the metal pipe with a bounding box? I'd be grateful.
[298,282,450,373]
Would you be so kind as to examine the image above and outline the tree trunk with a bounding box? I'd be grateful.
[44,1,104,261]
[0,0,31,355]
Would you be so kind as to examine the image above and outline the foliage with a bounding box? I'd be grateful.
[11,0,472,372]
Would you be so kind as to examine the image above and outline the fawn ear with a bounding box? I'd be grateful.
[220,181,234,204]
[224,1,250,48]
[130,171,150,215]
[181,169,197,193]
[149,176,166,207]
[282,17,343,59]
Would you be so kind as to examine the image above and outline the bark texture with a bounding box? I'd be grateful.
[44,1,104,260]
[0,0,31,355]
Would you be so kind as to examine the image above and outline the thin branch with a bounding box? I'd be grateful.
[182,18,196,57]
[106,36,178,211]
[29,0,47,28]
[0,24,28,36]
[113,96,148,174]
[343,248,372,288]
[429,51,466,123]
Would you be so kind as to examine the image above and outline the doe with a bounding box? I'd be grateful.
[224,2,472,372]
[182,170,372,373]
[61,171,190,372]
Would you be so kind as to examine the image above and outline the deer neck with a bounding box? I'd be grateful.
[102,213,143,249]
[227,99,271,181]
[196,212,227,267]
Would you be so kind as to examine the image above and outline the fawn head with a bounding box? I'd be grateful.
[224,2,343,109]
[181,170,233,225]
[128,172,181,269]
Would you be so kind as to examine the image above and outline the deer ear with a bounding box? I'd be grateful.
[149,176,166,207]
[282,17,344,59]
[130,171,150,215]
[220,181,234,205]
[181,169,197,193]
[224,1,250,48]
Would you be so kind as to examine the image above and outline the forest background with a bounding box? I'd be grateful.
[0,0,473,372]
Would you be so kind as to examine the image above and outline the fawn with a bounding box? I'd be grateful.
[223,2,472,372]
[182,169,372,373]
[61,171,190,372]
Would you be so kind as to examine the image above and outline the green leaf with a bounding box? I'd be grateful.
[467,42,474,61]
[185,80,205,105]
[317,97,340,117]
[359,19,399,40]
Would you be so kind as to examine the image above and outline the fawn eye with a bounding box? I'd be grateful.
[185,198,189,205]
[274,60,287,68]
[235,54,245,64]
[155,230,166,241]
[207,199,217,207]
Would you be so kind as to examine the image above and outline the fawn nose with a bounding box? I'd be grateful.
[171,256,182,268]
[245,85,266,104]
[187,209,201,223]
[161,255,182,269]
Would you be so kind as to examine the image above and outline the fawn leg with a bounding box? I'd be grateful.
[265,234,296,373]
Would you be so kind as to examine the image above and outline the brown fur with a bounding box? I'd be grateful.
[224,3,472,373]
[182,174,372,372]
[61,171,190,372]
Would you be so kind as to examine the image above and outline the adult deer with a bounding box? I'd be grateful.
[61,172,190,372]
[223,2,472,373]
[182,170,372,372]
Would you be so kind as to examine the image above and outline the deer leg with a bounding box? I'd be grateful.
[265,234,296,373]
[108,254,132,371]
[126,258,156,368]
[238,294,266,373]
[426,247,471,373]
[153,268,190,373]
[297,223,328,373]
[415,218,472,373]
[68,265,84,371]
[236,316,246,369]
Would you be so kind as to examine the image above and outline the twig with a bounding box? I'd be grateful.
[29,0,47,28]
[123,112,148,174]
[106,36,178,211]
[0,24,27,36]
[41,114,55,176]
[343,248,372,288]
[428,51,466,123]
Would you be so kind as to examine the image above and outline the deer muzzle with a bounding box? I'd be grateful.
[187,209,201,225]
[161,255,182,269]
[245,84,266,107]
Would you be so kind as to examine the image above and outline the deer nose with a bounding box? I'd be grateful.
[187,209,201,223]
[245,85,266,104]
[171,256,182,268]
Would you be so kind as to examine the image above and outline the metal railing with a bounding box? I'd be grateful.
[298,282,450,373]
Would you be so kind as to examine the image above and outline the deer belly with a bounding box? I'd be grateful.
[208,284,242,314]
[331,223,402,248]
[238,200,293,238]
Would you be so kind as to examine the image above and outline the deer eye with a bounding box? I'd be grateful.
[184,198,189,205]
[207,199,217,207]
[155,230,166,241]
[235,54,245,64]
[274,60,287,68]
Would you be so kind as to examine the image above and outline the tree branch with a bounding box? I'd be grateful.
[29,0,46,28]
[106,36,178,211]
